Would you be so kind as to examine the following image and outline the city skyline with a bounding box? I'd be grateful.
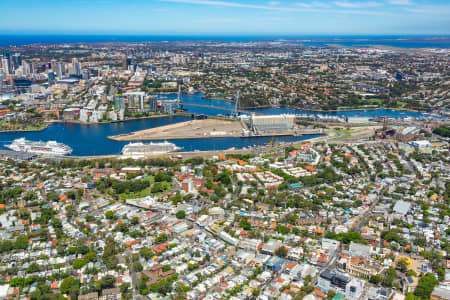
[0,0,449,35]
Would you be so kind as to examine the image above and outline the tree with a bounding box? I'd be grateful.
[369,275,382,285]
[275,246,288,258]
[139,247,154,260]
[414,273,439,299]
[133,261,143,272]
[120,282,131,295]
[72,258,87,269]
[26,262,40,273]
[105,211,115,220]
[84,251,98,262]
[14,235,29,250]
[382,267,397,287]
[176,210,186,219]
[397,258,409,273]
[405,292,416,300]
[97,275,116,291]
[327,290,336,300]
[239,218,252,230]
[60,276,74,294]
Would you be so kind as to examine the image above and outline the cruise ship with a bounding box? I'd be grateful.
[6,138,72,156]
[122,141,181,155]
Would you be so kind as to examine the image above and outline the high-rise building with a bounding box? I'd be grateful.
[1,58,8,74]
[122,56,131,69]
[56,62,63,79]
[51,59,57,73]
[114,96,125,111]
[72,58,81,76]
[23,61,30,76]
[82,69,89,80]
[3,50,12,74]
[12,53,22,70]
[48,70,55,83]
[149,97,158,112]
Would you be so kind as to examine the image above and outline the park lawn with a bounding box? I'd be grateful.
[143,176,155,183]
[119,180,171,200]
[120,187,153,200]
[363,99,383,105]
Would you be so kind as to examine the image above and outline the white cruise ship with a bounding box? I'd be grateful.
[122,141,181,155]
[6,138,72,156]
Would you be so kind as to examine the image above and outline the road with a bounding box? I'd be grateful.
[125,249,141,300]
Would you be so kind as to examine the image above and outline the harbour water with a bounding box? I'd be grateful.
[0,93,439,156]
[0,35,449,48]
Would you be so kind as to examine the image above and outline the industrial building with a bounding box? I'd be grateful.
[250,114,295,133]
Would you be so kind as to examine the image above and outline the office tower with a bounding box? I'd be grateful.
[138,96,145,112]
[56,62,63,79]
[51,59,57,72]
[122,56,131,70]
[114,96,125,111]
[48,70,55,82]
[23,61,30,76]
[31,61,36,74]
[1,58,8,74]
[82,69,89,80]
[12,53,22,70]
[3,50,12,74]
[72,58,81,76]
[149,97,158,112]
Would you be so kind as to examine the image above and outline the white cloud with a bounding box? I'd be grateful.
[162,0,394,15]
[405,5,450,14]
[389,0,411,5]
[296,1,331,8]
[334,1,382,8]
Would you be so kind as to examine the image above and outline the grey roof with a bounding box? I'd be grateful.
[349,242,371,257]
[393,200,411,215]
[431,285,450,300]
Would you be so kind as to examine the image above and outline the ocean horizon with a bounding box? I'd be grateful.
[0,34,449,48]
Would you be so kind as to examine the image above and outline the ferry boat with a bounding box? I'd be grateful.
[121,141,181,155]
[6,138,72,156]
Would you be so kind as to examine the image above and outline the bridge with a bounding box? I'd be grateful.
[175,88,259,115]
[180,103,259,115]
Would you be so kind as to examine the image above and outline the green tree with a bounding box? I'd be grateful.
[84,251,98,262]
[60,276,74,294]
[72,258,87,269]
[105,211,115,220]
[175,210,186,219]
[414,273,439,299]
[382,267,397,287]
[369,275,382,285]
[14,235,29,250]
[275,246,288,258]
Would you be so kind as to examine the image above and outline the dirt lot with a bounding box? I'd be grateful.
[109,119,243,141]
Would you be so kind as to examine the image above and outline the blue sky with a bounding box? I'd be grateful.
[0,0,449,35]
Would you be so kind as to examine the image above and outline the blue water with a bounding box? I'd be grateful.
[0,35,448,48]
[0,117,320,156]
[176,93,432,119]
[0,93,440,156]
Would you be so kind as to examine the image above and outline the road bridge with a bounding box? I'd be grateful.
[181,103,260,115]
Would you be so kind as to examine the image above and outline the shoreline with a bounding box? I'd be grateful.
[0,124,49,133]
[71,132,327,160]
[190,92,426,113]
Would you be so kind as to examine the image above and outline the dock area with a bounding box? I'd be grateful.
[109,119,244,141]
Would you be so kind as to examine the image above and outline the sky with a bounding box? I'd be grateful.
[0,0,449,35]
